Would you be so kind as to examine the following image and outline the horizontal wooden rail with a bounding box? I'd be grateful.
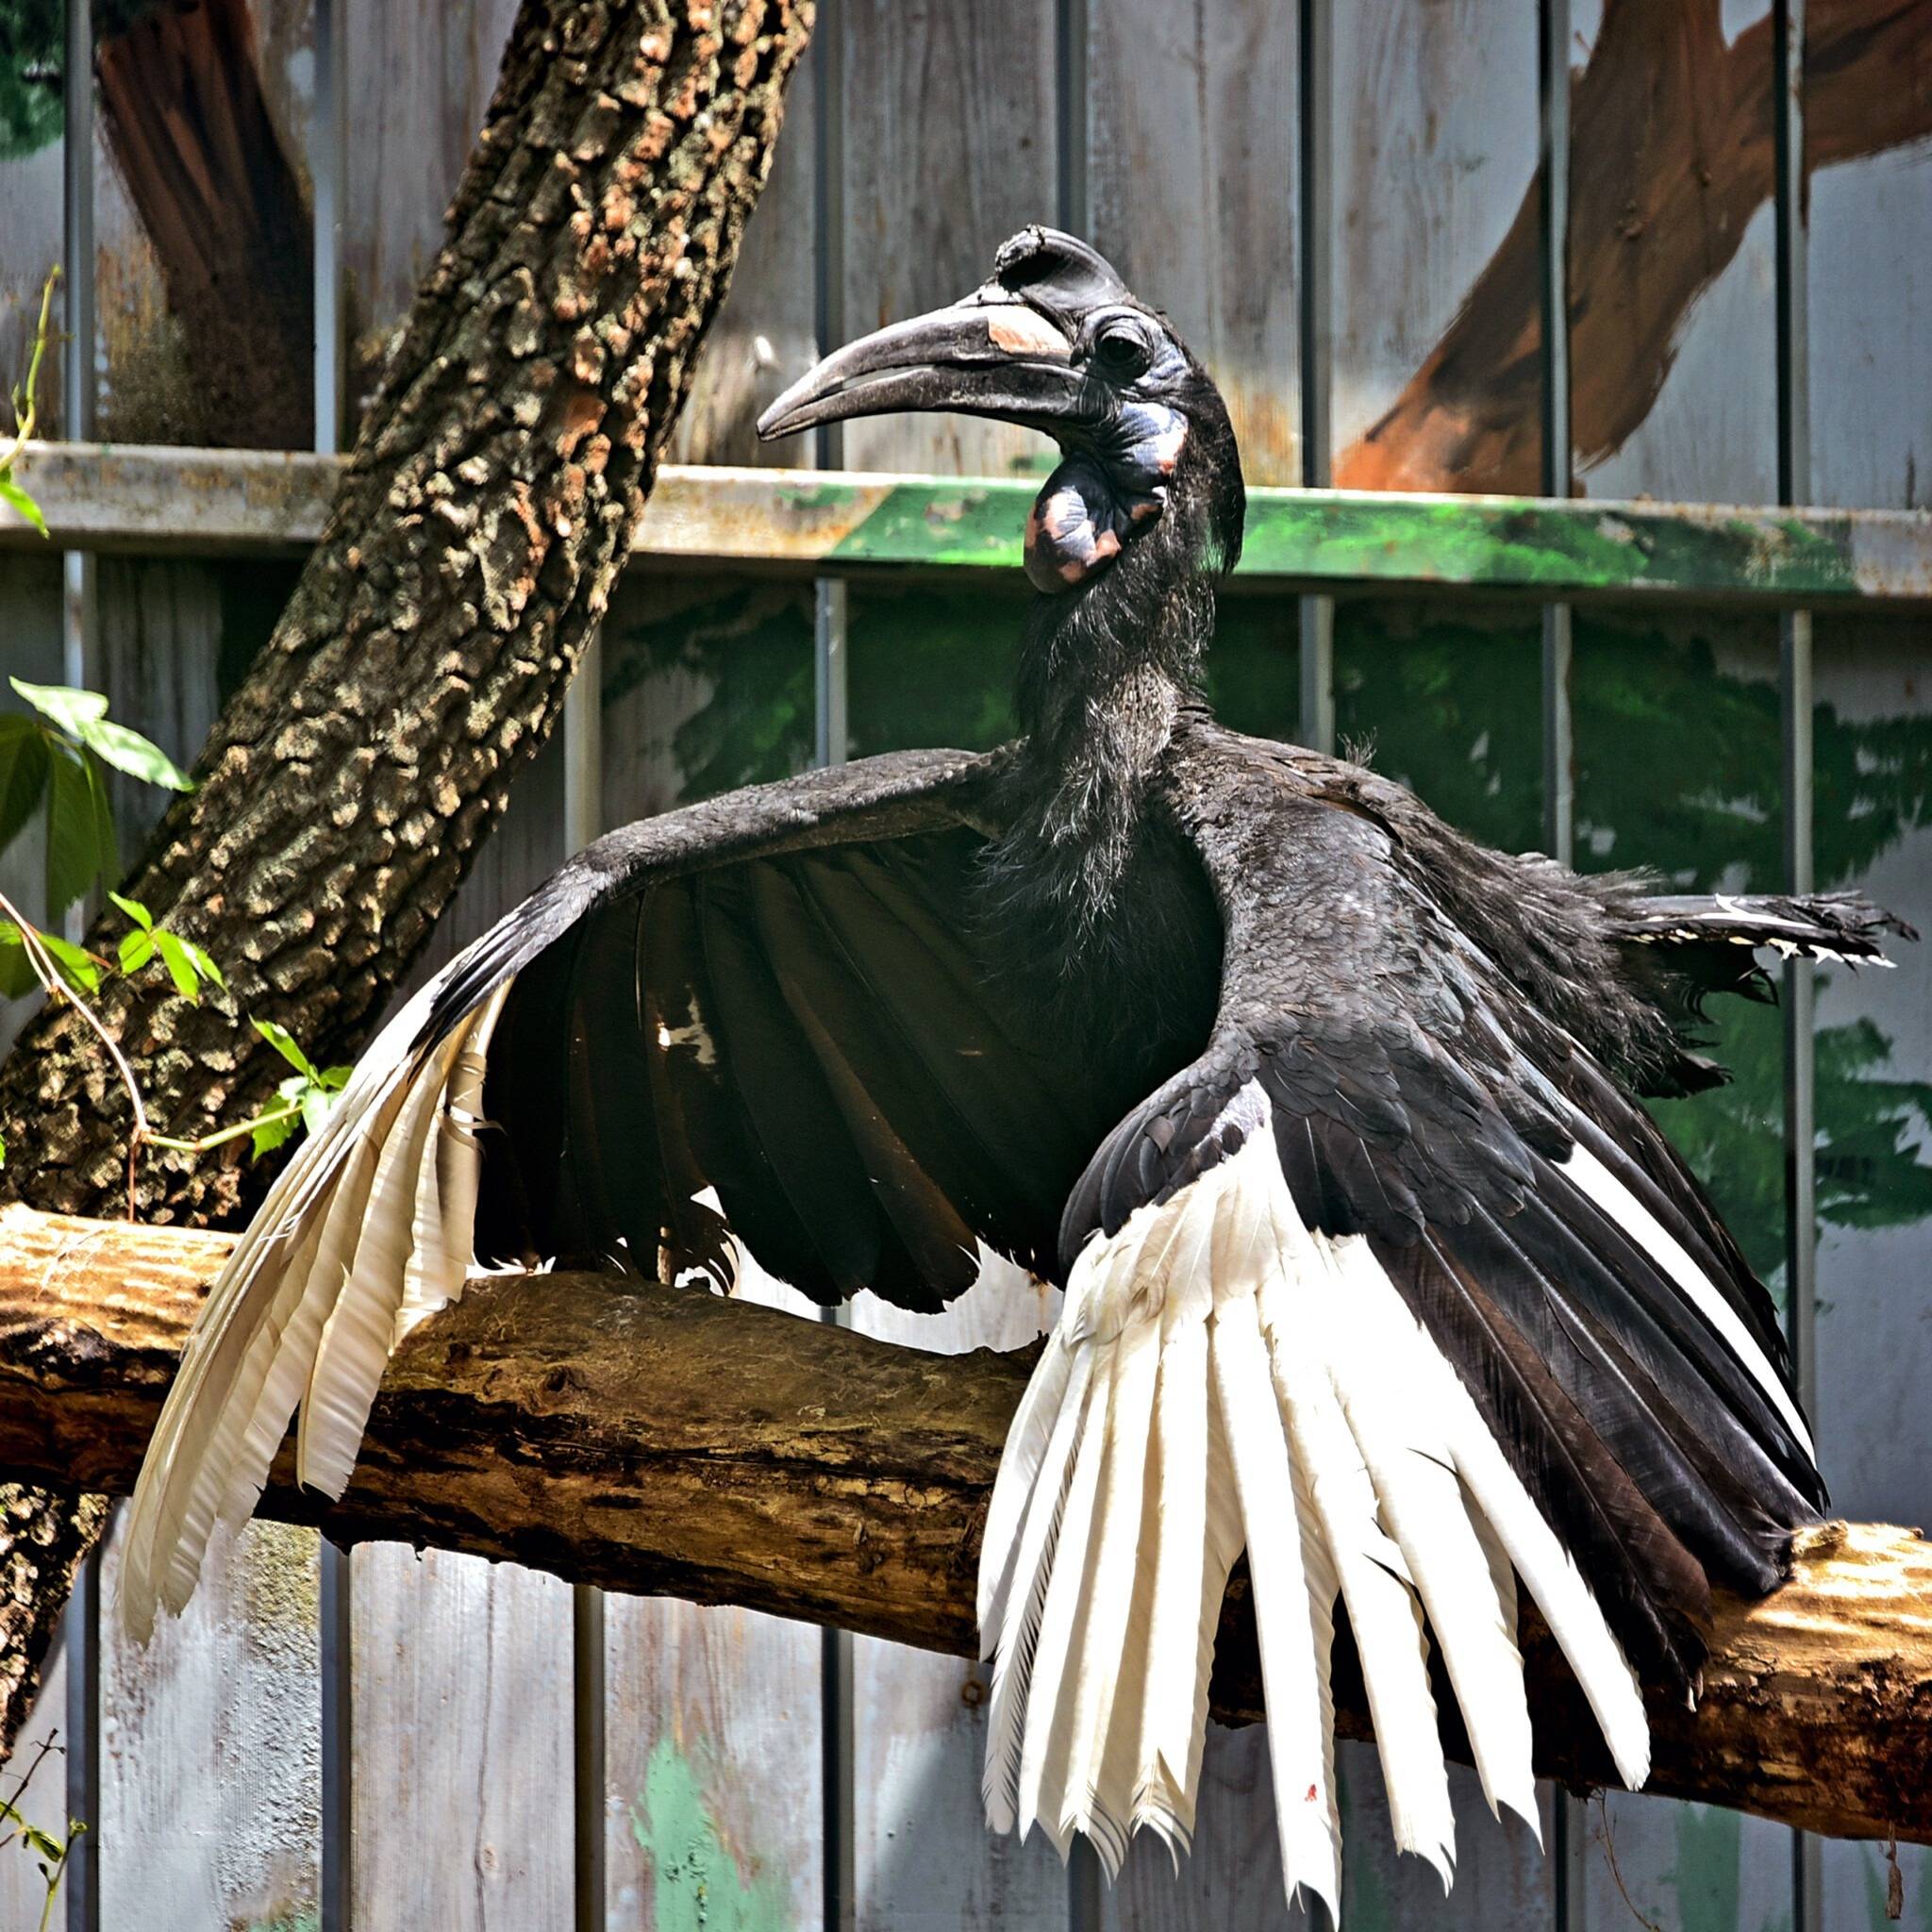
[3,441,1929,608]
[2,1202,1928,1843]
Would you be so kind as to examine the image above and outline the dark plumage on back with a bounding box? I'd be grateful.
[125,226,1907,1918]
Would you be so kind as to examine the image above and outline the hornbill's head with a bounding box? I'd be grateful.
[758,226,1244,595]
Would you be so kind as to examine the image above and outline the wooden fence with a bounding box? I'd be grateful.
[1,3,1928,1929]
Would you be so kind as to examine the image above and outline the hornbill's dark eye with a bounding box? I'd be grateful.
[1093,327,1151,379]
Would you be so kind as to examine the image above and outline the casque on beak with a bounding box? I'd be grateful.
[757,286,1085,442]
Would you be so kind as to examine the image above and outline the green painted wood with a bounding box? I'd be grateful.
[7,444,1928,608]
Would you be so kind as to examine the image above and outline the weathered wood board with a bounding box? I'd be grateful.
[596,563,825,1931]
[1807,103,1932,1932]
[1086,0,1302,486]
[835,8,1076,1917]
[100,1517,323,1932]
[1327,5,1558,1924]
[837,0,1058,486]
[1330,0,1539,471]
[340,0,525,425]
[351,721,576,1931]
[0,1644,67,1931]
[351,1547,574,1931]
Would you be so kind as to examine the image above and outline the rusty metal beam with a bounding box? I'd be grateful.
[4,441,1930,609]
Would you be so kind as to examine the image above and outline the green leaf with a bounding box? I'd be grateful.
[73,716,192,792]
[178,936,225,991]
[107,891,152,931]
[21,1824,61,1861]
[319,1065,352,1093]
[116,929,155,975]
[252,1018,320,1080]
[8,679,108,734]
[0,920,101,998]
[152,929,201,1002]
[0,922,35,999]
[250,1110,298,1161]
[0,1126,7,1167]
[0,714,48,854]
[0,472,47,538]
[36,931,103,998]
[42,742,116,917]
[300,1087,337,1137]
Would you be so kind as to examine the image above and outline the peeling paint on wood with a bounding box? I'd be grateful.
[6,444,1930,608]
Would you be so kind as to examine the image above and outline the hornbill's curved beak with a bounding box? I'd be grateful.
[757,289,1085,441]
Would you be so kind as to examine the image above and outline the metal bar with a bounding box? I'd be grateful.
[811,12,856,1928]
[319,1539,353,1932]
[1297,0,1335,755]
[59,0,96,919]
[59,17,101,1924]
[571,1582,607,1929]
[61,1545,99,1932]
[1773,3,1820,1928]
[1539,1,1586,1914]
[1055,0,1088,242]
[1539,0,1574,871]
[311,0,345,457]
[308,11,355,1924]
[564,630,608,1929]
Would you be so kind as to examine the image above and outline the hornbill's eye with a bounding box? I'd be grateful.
[1093,326,1152,379]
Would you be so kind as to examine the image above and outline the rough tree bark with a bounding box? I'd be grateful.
[1335,0,1932,493]
[0,0,815,1759]
[3,1204,1927,1847]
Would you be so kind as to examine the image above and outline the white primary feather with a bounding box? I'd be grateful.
[120,974,513,1644]
[977,1083,1652,1919]
[1209,1286,1341,1919]
[1258,1242,1457,1873]
[1319,1239,1538,1848]
[1333,1241,1652,1791]
[1559,1138,1813,1456]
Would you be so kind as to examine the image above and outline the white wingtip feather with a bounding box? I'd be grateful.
[977,1084,1650,1915]
[119,974,512,1646]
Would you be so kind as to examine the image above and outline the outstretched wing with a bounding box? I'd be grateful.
[122,748,1168,1640]
[979,738,1827,1912]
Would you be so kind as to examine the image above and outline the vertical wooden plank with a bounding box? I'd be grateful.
[1557,8,1790,1928]
[846,1267,1063,1932]
[0,132,63,436]
[1567,0,1779,505]
[0,550,69,1932]
[1806,82,1932,1932]
[82,557,325,1930]
[1085,0,1301,484]
[666,27,818,471]
[1328,8,1555,1926]
[1330,0,1539,466]
[100,1518,324,1932]
[341,0,523,423]
[834,7,1070,1920]
[595,569,824,1930]
[837,0,1058,484]
[353,729,575,1930]
[0,1644,68,1931]
[351,1549,575,1930]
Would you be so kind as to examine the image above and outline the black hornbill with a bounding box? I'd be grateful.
[125,228,1909,1910]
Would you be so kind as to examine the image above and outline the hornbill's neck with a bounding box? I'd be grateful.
[985,419,1241,1003]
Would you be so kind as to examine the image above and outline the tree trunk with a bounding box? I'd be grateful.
[1334,0,1932,493]
[2,1203,1927,1847]
[0,0,814,1758]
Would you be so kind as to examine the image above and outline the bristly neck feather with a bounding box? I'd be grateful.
[979,416,1241,1025]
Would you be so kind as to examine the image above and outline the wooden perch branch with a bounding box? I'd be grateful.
[2,1202,1927,1845]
